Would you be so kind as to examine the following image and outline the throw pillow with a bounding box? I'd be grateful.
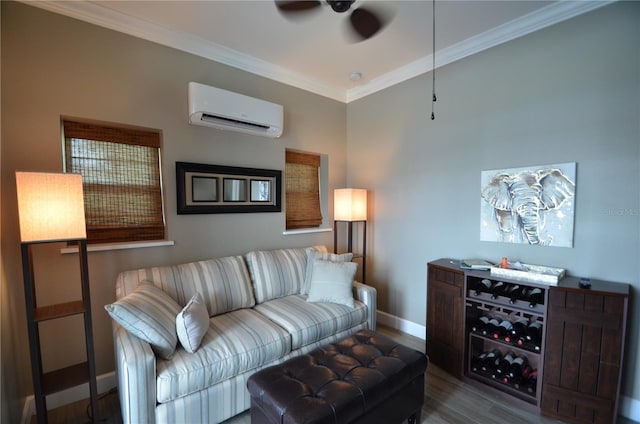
[104,282,181,359]
[302,248,353,295]
[307,259,358,308]
[176,293,210,353]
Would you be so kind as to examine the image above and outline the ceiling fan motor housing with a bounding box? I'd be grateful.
[327,0,355,13]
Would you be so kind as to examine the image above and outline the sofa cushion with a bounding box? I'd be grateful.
[116,256,255,317]
[253,294,368,350]
[245,247,310,303]
[156,308,291,403]
[307,260,358,308]
[105,282,181,360]
[176,293,209,353]
[302,248,351,295]
[174,256,255,316]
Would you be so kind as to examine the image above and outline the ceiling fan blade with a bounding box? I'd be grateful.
[275,1,322,13]
[349,7,386,41]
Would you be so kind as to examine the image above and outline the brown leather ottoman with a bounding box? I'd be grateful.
[247,330,428,424]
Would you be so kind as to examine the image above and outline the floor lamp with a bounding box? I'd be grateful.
[333,188,367,283]
[16,172,99,424]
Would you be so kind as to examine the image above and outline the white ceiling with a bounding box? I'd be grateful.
[31,0,612,102]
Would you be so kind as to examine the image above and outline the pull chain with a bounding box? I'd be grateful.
[431,0,437,120]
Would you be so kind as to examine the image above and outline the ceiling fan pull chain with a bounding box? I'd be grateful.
[431,0,436,120]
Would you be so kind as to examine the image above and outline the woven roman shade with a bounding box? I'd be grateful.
[63,120,165,244]
[285,150,322,229]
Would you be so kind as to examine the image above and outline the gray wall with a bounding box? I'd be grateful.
[1,1,639,422]
[0,2,345,421]
[347,1,640,404]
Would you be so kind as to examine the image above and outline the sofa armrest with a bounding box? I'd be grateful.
[353,281,377,331]
[113,324,157,424]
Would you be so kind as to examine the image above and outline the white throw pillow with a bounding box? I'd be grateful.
[104,282,181,359]
[176,293,210,353]
[307,259,358,308]
[302,248,353,295]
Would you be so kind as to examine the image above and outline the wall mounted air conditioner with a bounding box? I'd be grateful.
[188,82,283,138]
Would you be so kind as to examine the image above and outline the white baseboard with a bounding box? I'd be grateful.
[621,395,640,422]
[21,371,117,424]
[376,309,426,340]
[376,309,640,423]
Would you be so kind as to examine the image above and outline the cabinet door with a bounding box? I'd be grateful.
[542,288,627,424]
[427,265,464,378]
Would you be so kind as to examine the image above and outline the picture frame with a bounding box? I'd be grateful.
[480,162,576,247]
[176,162,281,214]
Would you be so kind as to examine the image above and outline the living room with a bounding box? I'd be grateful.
[1,1,638,423]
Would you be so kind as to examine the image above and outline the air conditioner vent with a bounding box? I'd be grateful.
[200,113,271,130]
[188,82,283,138]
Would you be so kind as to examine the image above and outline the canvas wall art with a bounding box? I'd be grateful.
[480,162,576,247]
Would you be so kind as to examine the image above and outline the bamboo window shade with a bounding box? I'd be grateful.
[285,150,322,229]
[63,120,165,244]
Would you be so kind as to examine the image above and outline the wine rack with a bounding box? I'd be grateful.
[427,259,630,424]
[468,334,539,403]
[464,273,548,411]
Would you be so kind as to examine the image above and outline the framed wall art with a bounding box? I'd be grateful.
[176,162,281,214]
[480,162,576,247]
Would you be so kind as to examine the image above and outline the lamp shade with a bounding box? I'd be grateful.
[334,188,367,221]
[16,172,86,242]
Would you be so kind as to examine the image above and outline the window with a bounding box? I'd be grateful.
[285,149,323,229]
[62,119,165,244]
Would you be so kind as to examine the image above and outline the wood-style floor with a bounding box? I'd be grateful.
[33,325,637,424]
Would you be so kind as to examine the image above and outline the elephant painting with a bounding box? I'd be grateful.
[480,164,576,247]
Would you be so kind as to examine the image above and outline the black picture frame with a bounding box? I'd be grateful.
[176,161,281,214]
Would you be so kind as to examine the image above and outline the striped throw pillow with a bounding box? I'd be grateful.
[105,282,181,359]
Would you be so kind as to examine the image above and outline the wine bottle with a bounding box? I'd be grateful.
[490,281,507,299]
[481,349,502,373]
[526,321,543,347]
[517,287,530,304]
[505,354,529,383]
[493,319,513,340]
[472,315,491,333]
[471,352,486,372]
[512,364,534,389]
[495,351,516,379]
[506,284,522,304]
[506,317,528,344]
[484,317,502,336]
[527,288,544,308]
[524,368,538,393]
[473,278,492,296]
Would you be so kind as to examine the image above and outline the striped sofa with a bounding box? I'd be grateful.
[112,246,377,424]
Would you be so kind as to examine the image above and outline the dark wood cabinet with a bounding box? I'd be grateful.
[426,259,629,423]
[427,259,465,379]
[541,281,629,424]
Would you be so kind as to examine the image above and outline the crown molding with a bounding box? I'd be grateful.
[346,0,615,102]
[27,1,614,104]
[26,1,347,102]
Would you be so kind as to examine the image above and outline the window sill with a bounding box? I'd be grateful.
[61,240,175,254]
[282,227,332,236]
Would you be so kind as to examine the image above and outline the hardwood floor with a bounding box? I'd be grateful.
[33,325,637,424]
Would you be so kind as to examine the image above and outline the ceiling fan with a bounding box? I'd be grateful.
[275,1,390,41]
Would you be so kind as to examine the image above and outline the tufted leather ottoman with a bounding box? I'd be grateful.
[247,330,428,424]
